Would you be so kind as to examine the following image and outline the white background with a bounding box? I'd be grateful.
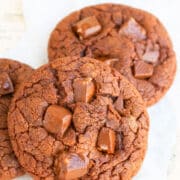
[0,0,180,180]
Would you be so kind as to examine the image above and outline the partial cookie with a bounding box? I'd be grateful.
[8,57,149,180]
[48,3,176,106]
[0,59,33,179]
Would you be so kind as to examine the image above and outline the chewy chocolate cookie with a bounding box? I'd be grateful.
[0,59,33,179]
[8,57,149,180]
[48,3,176,106]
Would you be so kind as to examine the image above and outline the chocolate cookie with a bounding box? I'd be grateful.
[8,57,149,179]
[48,3,176,106]
[0,59,33,179]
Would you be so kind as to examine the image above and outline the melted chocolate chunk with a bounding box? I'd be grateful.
[73,16,102,40]
[62,128,76,146]
[119,17,146,41]
[57,153,89,179]
[97,127,116,154]
[43,105,72,136]
[134,61,153,79]
[112,12,122,25]
[73,77,95,103]
[0,73,14,96]
[142,50,159,63]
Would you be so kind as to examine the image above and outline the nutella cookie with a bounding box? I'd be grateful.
[48,3,176,106]
[8,57,149,179]
[0,59,33,179]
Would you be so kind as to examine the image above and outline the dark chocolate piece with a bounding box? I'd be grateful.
[97,127,116,154]
[73,16,102,40]
[142,50,159,63]
[43,105,72,136]
[134,61,153,79]
[73,77,95,103]
[58,153,89,179]
[0,73,14,95]
[119,17,146,41]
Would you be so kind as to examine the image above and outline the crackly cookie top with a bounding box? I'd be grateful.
[48,3,176,106]
[0,58,33,179]
[8,57,149,180]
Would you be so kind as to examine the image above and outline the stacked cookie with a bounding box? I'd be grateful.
[0,3,176,180]
[48,4,176,107]
[0,59,33,179]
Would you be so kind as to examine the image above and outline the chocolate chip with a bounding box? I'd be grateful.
[119,17,146,41]
[97,127,116,154]
[134,61,153,79]
[104,58,119,66]
[114,94,124,113]
[142,50,159,63]
[43,105,72,136]
[58,153,89,179]
[73,77,95,103]
[73,16,102,40]
[0,73,14,96]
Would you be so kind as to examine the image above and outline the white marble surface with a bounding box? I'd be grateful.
[0,0,180,179]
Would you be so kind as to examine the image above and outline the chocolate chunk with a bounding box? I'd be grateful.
[106,104,121,131]
[43,105,72,136]
[119,17,146,41]
[112,12,122,25]
[114,94,124,113]
[142,50,159,63]
[97,127,116,154]
[104,58,119,66]
[0,73,14,95]
[73,77,95,103]
[58,153,89,179]
[62,128,76,146]
[73,16,102,40]
[134,61,153,79]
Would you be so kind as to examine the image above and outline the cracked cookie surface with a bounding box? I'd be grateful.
[48,3,176,106]
[0,59,33,180]
[8,57,149,180]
